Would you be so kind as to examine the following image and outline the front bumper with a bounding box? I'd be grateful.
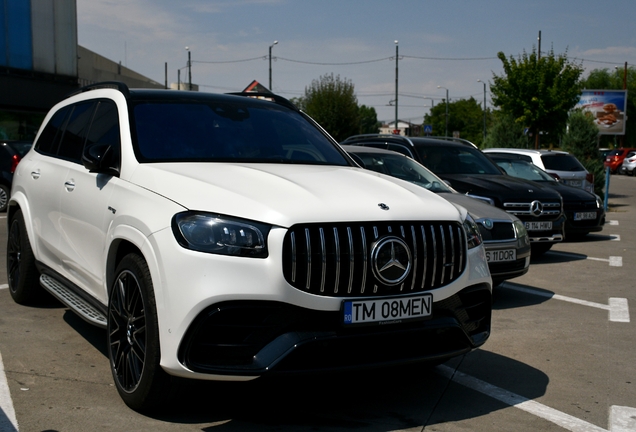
[146,225,492,380]
[178,283,491,376]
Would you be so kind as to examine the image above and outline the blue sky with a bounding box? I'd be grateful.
[77,0,636,124]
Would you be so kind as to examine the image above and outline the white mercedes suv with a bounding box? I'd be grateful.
[7,82,492,411]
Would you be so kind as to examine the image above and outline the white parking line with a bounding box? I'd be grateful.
[611,406,636,432]
[0,351,19,431]
[610,234,620,241]
[438,365,609,432]
[501,283,630,323]
[0,284,8,290]
[607,220,619,226]
[547,251,623,267]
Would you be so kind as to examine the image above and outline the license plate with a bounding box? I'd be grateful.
[564,179,582,188]
[574,211,597,221]
[343,294,432,326]
[486,249,516,262]
[525,221,553,231]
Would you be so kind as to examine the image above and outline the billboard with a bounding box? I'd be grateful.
[574,90,628,135]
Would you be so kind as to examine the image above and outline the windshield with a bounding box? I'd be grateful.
[490,158,556,183]
[351,150,453,193]
[131,100,349,165]
[415,145,502,175]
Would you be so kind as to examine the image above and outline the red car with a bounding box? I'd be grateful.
[605,148,636,174]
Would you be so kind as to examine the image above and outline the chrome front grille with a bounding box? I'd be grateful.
[282,221,467,297]
[503,201,561,217]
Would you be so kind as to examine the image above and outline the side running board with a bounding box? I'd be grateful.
[40,274,107,328]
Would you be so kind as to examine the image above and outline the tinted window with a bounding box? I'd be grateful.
[35,106,71,155]
[58,102,96,163]
[540,154,585,171]
[416,145,501,175]
[131,100,348,165]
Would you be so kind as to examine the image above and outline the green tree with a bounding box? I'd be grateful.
[302,73,360,142]
[483,112,530,149]
[490,48,584,148]
[358,104,379,134]
[561,110,605,198]
[424,97,486,145]
[580,66,636,147]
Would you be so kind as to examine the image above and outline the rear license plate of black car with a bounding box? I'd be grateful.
[342,294,432,326]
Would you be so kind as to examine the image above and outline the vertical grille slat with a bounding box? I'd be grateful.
[283,221,467,298]
[305,228,311,291]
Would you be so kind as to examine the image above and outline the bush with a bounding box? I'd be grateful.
[560,110,605,198]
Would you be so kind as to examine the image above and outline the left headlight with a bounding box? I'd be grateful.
[463,213,483,249]
[172,212,271,258]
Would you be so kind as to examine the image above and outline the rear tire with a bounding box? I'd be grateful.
[7,209,43,304]
[108,253,175,412]
[0,184,9,212]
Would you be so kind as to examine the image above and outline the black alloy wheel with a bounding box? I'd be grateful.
[108,253,173,412]
[0,184,9,212]
[7,209,42,304]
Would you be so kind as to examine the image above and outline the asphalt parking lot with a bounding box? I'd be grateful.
[0,175,634,432]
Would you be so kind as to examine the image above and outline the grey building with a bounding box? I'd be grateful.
[0,0,162,141]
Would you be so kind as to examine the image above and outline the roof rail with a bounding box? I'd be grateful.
[341,133,415,146]
[66,81,131,98]
[424,136,478,148]
[227,92,298,111]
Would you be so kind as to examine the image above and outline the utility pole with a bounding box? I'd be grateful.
[186,47,192,91]
[269,40,278,91]
[395,40,399,135]
[535,30,542,149]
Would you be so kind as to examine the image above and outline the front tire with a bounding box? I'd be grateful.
[531,242,553,257]
[108,253,174,412]
[7,209,43,304]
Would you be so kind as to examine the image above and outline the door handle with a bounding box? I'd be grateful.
[31,170,40,179]
[64,180,75,192]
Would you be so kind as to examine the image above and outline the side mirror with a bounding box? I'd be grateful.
[82,144,119,176]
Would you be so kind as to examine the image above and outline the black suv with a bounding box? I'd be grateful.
[0,140,32,212]
[342,135,566,255]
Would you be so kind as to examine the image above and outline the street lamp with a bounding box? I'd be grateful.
[394,40,399,135]
[185,46,192,90]
[477,79,487,142]
[269,40,278,91]
[437,86,449,137]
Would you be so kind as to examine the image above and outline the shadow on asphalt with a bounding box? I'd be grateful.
[137,349,549,431]
[492,282,553,310]
[529,249,587,265]
[63,310,108,358]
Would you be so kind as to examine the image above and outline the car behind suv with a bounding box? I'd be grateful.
[341,135,566,255]
[0,140,32,212]
[482,148,594,194]
[8,83,492,411]
[343,145,530,285]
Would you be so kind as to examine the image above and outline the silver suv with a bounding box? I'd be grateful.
[7,83,492,411]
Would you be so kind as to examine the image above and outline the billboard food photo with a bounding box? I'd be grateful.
[575,90,628,135]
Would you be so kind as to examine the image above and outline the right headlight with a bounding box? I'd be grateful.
[172,212,271,258]
[463,213,483,249]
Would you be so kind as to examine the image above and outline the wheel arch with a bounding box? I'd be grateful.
[105,225,165,317]
[7,193,36,253]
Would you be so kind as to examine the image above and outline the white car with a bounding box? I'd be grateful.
[483,148,594,194]
[7,83,492,411]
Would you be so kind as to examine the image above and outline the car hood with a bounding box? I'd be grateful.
[440,174,561,203]
[438,192,517,222]
[542,182,598,203]
[129,163,463,227]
